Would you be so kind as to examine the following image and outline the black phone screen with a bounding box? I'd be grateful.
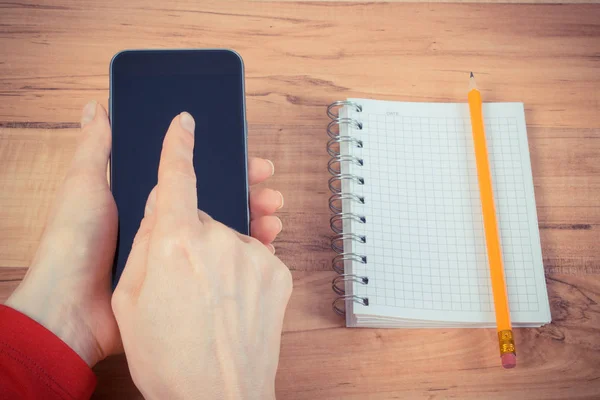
[110,50,249,287]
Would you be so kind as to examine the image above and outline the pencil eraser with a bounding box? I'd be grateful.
[501,353,517,369]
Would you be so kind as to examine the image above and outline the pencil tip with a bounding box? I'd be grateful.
[468,72,477,91]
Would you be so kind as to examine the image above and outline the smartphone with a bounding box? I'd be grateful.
[109,49,249,287]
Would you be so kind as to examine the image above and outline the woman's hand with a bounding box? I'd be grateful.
[5,101,284,367]
[112,112,292,400]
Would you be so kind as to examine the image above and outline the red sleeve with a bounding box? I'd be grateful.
[0,304,97,400]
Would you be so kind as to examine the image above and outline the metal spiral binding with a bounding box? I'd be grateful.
[332,253,367,275]
[327,136,363,158]
[327,100,362,119]
[327,100,369,316]
[328,174,364,194]
[330,213,366,234]
[327,155,363,176]
[331,233,366,253]
[329,193,364,214]
[333,295,369,316]
[332,275,369,296]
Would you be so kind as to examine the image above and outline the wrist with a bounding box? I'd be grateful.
[5,283,102,367]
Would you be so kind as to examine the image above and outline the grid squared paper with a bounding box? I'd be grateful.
[340,99,550,327]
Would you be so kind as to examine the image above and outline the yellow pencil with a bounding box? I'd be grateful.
[468,72,516,369]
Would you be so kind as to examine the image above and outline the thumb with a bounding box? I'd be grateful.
[67,100,112,183]
[43,100,114,231]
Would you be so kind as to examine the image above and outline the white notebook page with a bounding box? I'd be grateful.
[341,99,550,326]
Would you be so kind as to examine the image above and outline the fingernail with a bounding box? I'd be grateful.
[81,100,97,127]
[267,244,276,254]
[276,191,284,210]
[180,112,195,135]
[276,217,283,233]
[266,159,275,176]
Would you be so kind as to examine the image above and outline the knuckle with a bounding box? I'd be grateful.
[111,289,129,315]
[132,216,155,245]
[157,224,195,255]
[132,229,150,246]
[271,262,293,296]
[139,216,152,230]
[238,234,254,245]
[202,217,220,230]
[204,220,236,243]
[235,228,256,244]
[196,209,213,223]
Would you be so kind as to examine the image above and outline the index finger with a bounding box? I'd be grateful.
[155,112,198,224]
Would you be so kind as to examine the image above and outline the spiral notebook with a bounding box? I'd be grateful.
[327,99,551,328]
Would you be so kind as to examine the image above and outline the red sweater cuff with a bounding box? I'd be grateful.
[0,304,97,399]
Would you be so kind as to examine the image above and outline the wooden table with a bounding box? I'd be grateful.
[1,1,599,398]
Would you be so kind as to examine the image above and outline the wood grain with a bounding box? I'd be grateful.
[1,1,599,399]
